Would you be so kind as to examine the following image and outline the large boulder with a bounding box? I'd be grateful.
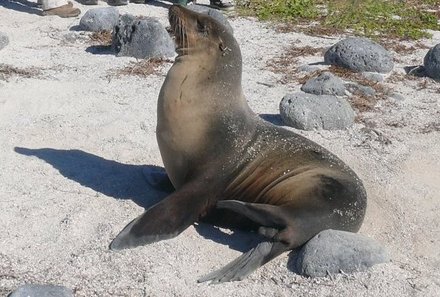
[423,43,440,80]
[324,37,394,73]
[279,93,355,130]
[79,7,120,32]
[112,14,175,59]
[301,72,346,96]
[296,230,390,277]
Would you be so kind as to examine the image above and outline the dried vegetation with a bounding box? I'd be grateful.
[89,31,113,47]
[0,64,43,81]
[110,58,172,78]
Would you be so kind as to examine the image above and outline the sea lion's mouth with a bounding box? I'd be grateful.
[169,5,191,55]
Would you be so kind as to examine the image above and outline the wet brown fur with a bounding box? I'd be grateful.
[164,5,366,249]
[111,6,367,282]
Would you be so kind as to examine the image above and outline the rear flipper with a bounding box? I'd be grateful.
[198,241,289,283]
[216,200,287,228]
[198,200,292,283]
[110,182,209,251]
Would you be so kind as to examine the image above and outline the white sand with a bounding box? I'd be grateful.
[0,1,439,296]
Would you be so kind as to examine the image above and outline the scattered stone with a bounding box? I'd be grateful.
[107,0,128,6]
[187,4,233,34]
[301,72,346,96]
[390,92,405,101]
[63,32,79,43]
[279,93,355,130]
[82,0,98,4]
[345,82,376,97]
[297,64,320,73]
[423,43,440,80]
[62,32,89,44]
[9,284,74,297]
[79,7,119,32]
[361,72,384,83]
[0,32,9,50]
[296,229,390,277]
[324,37,394,73]
[112,14,175,59]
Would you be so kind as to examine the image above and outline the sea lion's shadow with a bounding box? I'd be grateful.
[194,223,264,253]
[85,46,114,56]
[14,147,301,272]
[195,223,301,273]
[259,113,284,126]
[14,147,167,209]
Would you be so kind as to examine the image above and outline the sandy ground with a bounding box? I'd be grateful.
[1,1,440,296]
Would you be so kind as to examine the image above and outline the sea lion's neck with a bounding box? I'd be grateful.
[156,52,255,185]
[160,53,248,115]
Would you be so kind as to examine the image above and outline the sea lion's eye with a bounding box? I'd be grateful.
[197,19,208,35]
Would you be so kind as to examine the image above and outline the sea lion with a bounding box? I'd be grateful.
[110,5,367,283]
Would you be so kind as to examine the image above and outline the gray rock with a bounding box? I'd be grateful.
[187,4,233,34]
[423,43,440,80]
[324,37,394,73]
[112,14,175,59]
[390,92,405,101]
[9,284,74,297]
[361,72,384,82]
[345,82,376,97]
[0,32,9,50]
[301,72,346,96]
[79,7,119,32]
[297,64,320,73]
[296,229,390,277]
[279,93,355,130]
[83,0,99,4]
[108,0,128,5]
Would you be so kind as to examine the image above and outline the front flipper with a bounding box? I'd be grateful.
[110,183,210,251]
[198,241,289,283]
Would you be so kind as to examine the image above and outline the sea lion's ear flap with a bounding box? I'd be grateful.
[219,40,232,56]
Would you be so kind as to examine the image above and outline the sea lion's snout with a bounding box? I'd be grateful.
[168,3,185,15]
[169,5,192,54]
[168,4,231,58]
[168,4,181,24]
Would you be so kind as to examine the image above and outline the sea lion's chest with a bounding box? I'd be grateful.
[156,64,212,187]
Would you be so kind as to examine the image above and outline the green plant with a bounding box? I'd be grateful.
[325,0,440,39]
[236,0,440,39]
[236,0,318,20]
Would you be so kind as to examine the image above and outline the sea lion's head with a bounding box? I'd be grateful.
[165,5,247,114]
[168,5,241,68]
